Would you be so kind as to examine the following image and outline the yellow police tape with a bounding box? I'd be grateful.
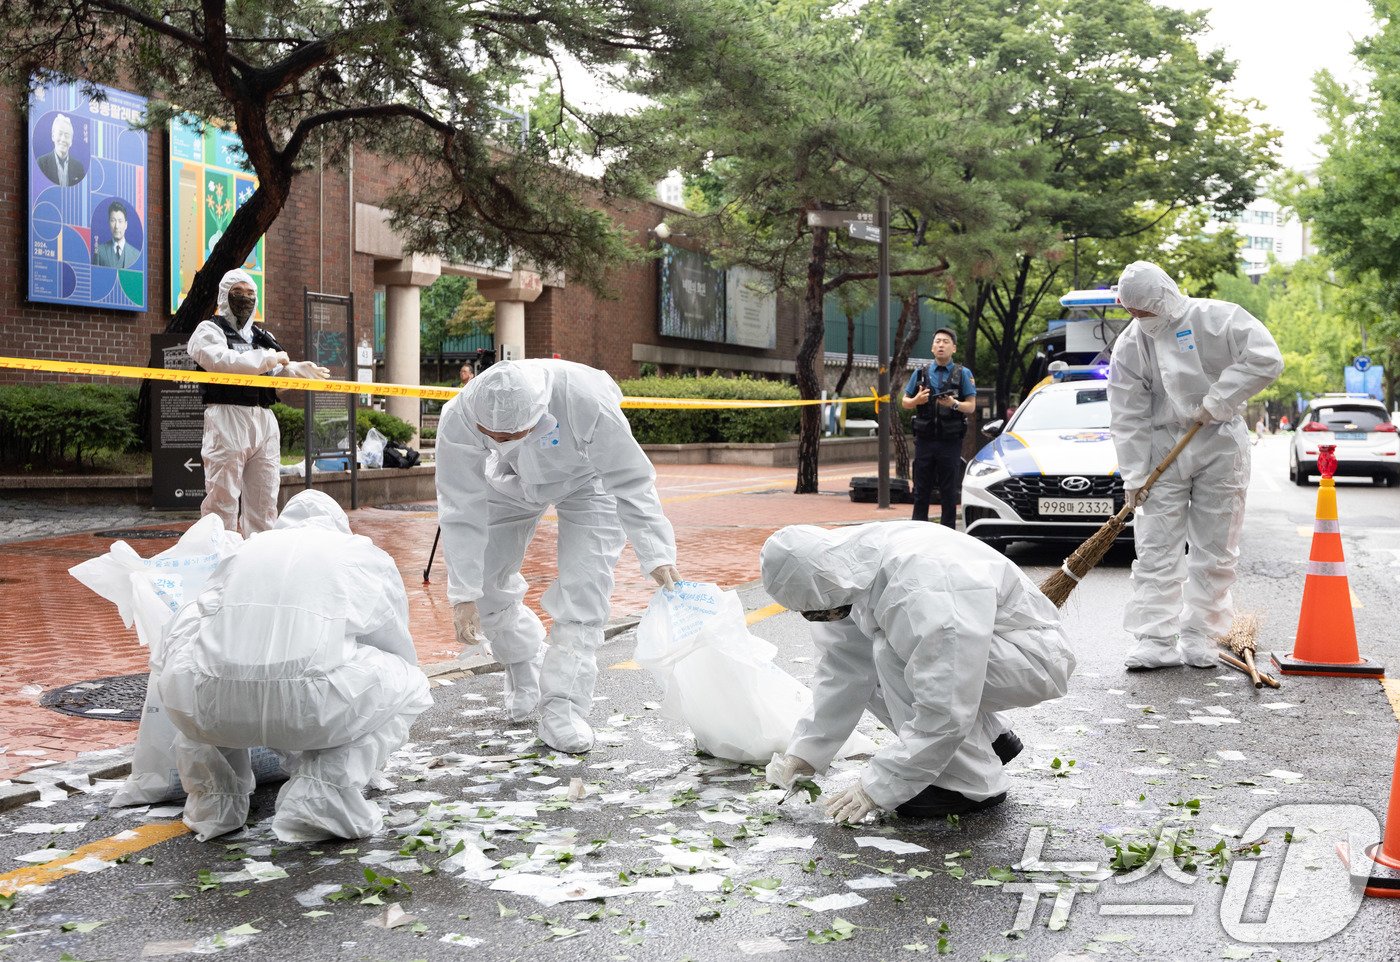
[0,355,891,411]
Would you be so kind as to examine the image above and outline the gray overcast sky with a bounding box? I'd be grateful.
[1159,0,1378,170]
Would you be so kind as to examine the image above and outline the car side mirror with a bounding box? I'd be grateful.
[982,419,1005,438]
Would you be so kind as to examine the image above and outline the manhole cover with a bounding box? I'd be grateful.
[376,502,437,512]
[41,673,148,721]
[94,529,184,540]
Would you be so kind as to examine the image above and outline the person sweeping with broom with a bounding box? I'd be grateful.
[1107,261,1282,671]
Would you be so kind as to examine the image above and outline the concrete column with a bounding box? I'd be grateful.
[374,254,441,439]
[479,269,543,361]
[494,301,526,361]
[384,284,421,432]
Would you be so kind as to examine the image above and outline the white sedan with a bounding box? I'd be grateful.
[1289,395,1399,486]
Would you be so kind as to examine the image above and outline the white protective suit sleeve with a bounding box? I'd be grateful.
[352,551,419,666]
[1106,329,1158,490]
[787,620,882,772]
[435,394,493,605]
[860,577,999,810]
[1199,307,1285,424]
[575,388,677,575]
[187,319,286,375]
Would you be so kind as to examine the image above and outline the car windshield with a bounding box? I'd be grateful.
[1314,406,1388,431]
[1011,387,1111,431]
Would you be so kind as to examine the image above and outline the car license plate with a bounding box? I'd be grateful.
[1336,432,1366,441]
[1039,498,1113,517]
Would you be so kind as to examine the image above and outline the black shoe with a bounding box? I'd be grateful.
[895,785,1008,820]
[992,730,1023,766]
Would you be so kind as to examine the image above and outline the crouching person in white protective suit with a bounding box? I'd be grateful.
[157,491,432,842]
[187,268,331,537]
[1108,261,1282,671]
[761,523,1075,822]
[436,360,679,754]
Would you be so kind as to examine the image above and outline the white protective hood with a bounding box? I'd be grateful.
[1118,261,1189,336]
[216,268,258,326]
[275,489,351,534]
[759,525,881,613]
[467,361,551,434]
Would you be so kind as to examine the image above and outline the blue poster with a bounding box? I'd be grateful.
[28,79,148,311]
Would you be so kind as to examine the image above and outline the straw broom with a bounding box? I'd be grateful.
[1217,612,1280,688]
[1038,422,1203,606]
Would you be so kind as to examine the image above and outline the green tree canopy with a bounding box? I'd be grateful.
[1,0,756,332]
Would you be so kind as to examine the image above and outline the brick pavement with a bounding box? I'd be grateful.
[0,461,917,781]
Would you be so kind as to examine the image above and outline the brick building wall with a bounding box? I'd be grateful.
[0,85,802,388]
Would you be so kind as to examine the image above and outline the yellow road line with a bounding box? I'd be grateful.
[0,820,188,895]
[1351,589,1364,610]
[608,601,789,670]
[1383,680,1400,724]
[746,603,787,625]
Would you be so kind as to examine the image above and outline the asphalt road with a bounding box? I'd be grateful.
[4,436,1400,961]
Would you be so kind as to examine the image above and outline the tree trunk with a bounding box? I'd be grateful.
[889,292,921,480]
[167,181,292,335]
[139,179,293,442]
[795,227,830,494]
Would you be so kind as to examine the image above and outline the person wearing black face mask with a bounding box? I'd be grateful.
[187,268,331,536]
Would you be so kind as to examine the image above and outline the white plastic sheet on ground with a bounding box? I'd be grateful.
[634,583,875,765]
[68,515,285,806]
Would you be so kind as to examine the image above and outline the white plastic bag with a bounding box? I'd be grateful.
[360,426,388,469]
[634,582,872,765]
[69,516,285,806]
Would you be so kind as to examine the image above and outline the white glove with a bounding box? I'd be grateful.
[765,752,816,791]
[650,564,681,591]
[287,360,332,380]
[260,350,291,373]
[1124,487,1147,511]
[824,784,878,824]
[453,601,487,646]
[1194,402,1229,425]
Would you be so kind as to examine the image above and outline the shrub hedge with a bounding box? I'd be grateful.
[619,374,801,445]
[0,384,141,468]
[271,403,416,453]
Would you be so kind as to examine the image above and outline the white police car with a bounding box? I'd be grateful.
[962,370,1129,549]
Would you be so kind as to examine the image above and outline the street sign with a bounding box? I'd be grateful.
[1355,355,1371,372]
[806,210,875,228]
[848,222,882,243]
[149,333,205,511]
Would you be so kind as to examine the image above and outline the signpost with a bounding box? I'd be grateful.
[809,205,891,507]
[149,334,205,510]
[303,290,358,507]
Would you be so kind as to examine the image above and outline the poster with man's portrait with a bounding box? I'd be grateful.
[28,79,148,311]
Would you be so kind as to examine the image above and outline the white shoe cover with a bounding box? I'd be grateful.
[538,697,595,754]
[1124,636,1185,670]
[503,656,543,722]
[1178,635,1218,669]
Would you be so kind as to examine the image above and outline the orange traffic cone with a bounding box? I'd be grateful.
[1271,445,1383,678]
[1340,732,1400,897]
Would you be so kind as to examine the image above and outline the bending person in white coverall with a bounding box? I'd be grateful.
[1108,261,1283,670]
[187,269,330,537]
[436,360,679,754]
[157,491,432,842]
[761,523,1075,822]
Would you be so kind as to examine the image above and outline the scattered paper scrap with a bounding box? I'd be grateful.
[855,837,928,855]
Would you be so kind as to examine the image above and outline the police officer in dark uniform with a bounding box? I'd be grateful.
[902,328,976,528]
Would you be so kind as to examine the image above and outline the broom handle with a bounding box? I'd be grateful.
[1137,421,1205,499]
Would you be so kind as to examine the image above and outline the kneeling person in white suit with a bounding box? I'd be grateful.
[762,523,1075,821]
[436,360,680,754]
[158,491,432,842]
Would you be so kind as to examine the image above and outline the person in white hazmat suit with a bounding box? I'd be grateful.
[187,269,331,537]
[1108,262,1283,670]
[157,491,432,842]
[436,360,680,754]
[761,523,1075,822]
